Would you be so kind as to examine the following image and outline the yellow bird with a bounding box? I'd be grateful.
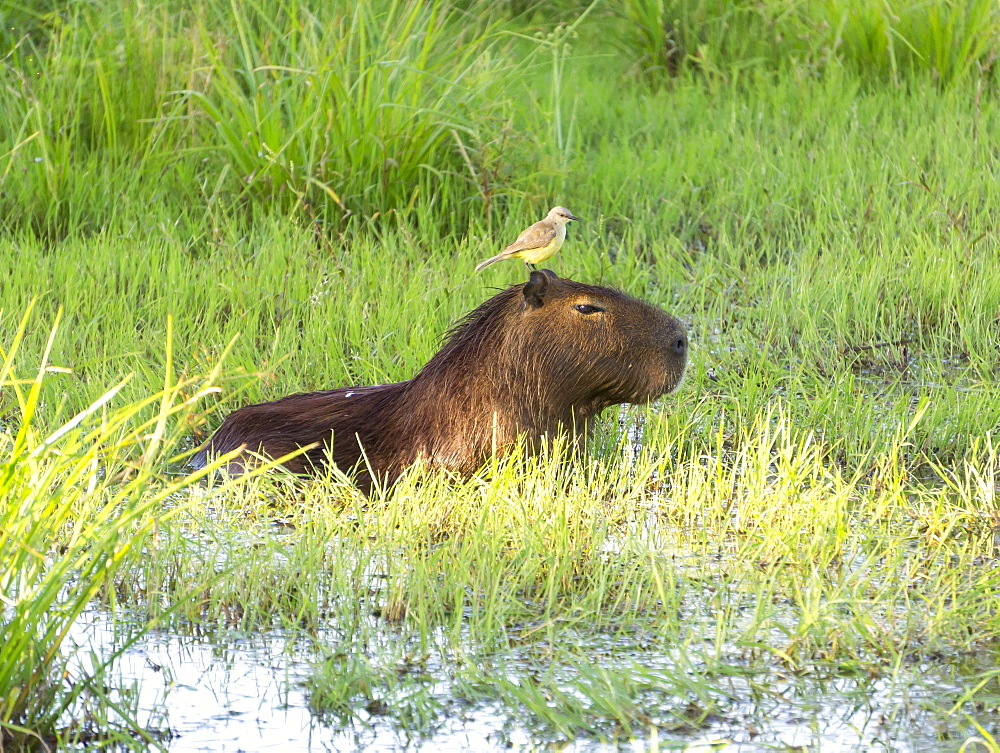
[475,206,580,272]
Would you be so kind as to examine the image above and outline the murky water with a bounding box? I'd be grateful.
[65,608,997,752]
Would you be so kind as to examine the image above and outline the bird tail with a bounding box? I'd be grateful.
[474,253,506,273]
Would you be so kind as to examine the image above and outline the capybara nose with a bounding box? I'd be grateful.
[672,334,687,358]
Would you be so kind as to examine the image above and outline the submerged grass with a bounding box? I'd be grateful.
[3,0,1000,748]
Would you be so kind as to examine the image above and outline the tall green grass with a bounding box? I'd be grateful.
[0,305,252,747]
[0,0,527,238]
[175,0,520,226]
[803,0,1000,84]
[610,0,794,80]
[5,0,995,241]
[609,0,999,84]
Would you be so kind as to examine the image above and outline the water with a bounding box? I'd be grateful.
[69,613,514,751]
[65,608,996,752]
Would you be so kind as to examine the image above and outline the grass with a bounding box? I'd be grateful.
[0,306,251,747]
[608,0,1000,85]
[105,423,1000,746]
[3,0,1000,748]
[1,0,525,238]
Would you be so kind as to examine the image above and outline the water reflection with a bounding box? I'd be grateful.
[65,609,997,751]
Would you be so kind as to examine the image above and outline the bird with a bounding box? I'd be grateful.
[475,206,580,272]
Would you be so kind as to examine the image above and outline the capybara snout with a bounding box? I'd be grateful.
[195,270,687,493]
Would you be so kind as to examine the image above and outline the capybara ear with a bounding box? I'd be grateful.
[523,270,550,309]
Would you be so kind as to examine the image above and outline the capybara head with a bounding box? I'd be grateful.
[420,269,688,420]
[195,270,687,494]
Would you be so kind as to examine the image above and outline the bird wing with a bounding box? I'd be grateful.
[502,220,556,255]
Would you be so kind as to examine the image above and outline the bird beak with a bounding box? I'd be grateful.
[567,213,580,222]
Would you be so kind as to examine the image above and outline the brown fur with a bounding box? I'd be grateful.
[194,270,688,494]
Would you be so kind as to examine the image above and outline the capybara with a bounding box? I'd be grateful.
[194,270,688,494]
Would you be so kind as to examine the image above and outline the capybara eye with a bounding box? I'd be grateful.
[574,303,603,315]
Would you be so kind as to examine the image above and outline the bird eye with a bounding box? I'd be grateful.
[575,303,603,315]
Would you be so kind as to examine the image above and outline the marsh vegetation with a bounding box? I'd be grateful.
[3,0,1000,749]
